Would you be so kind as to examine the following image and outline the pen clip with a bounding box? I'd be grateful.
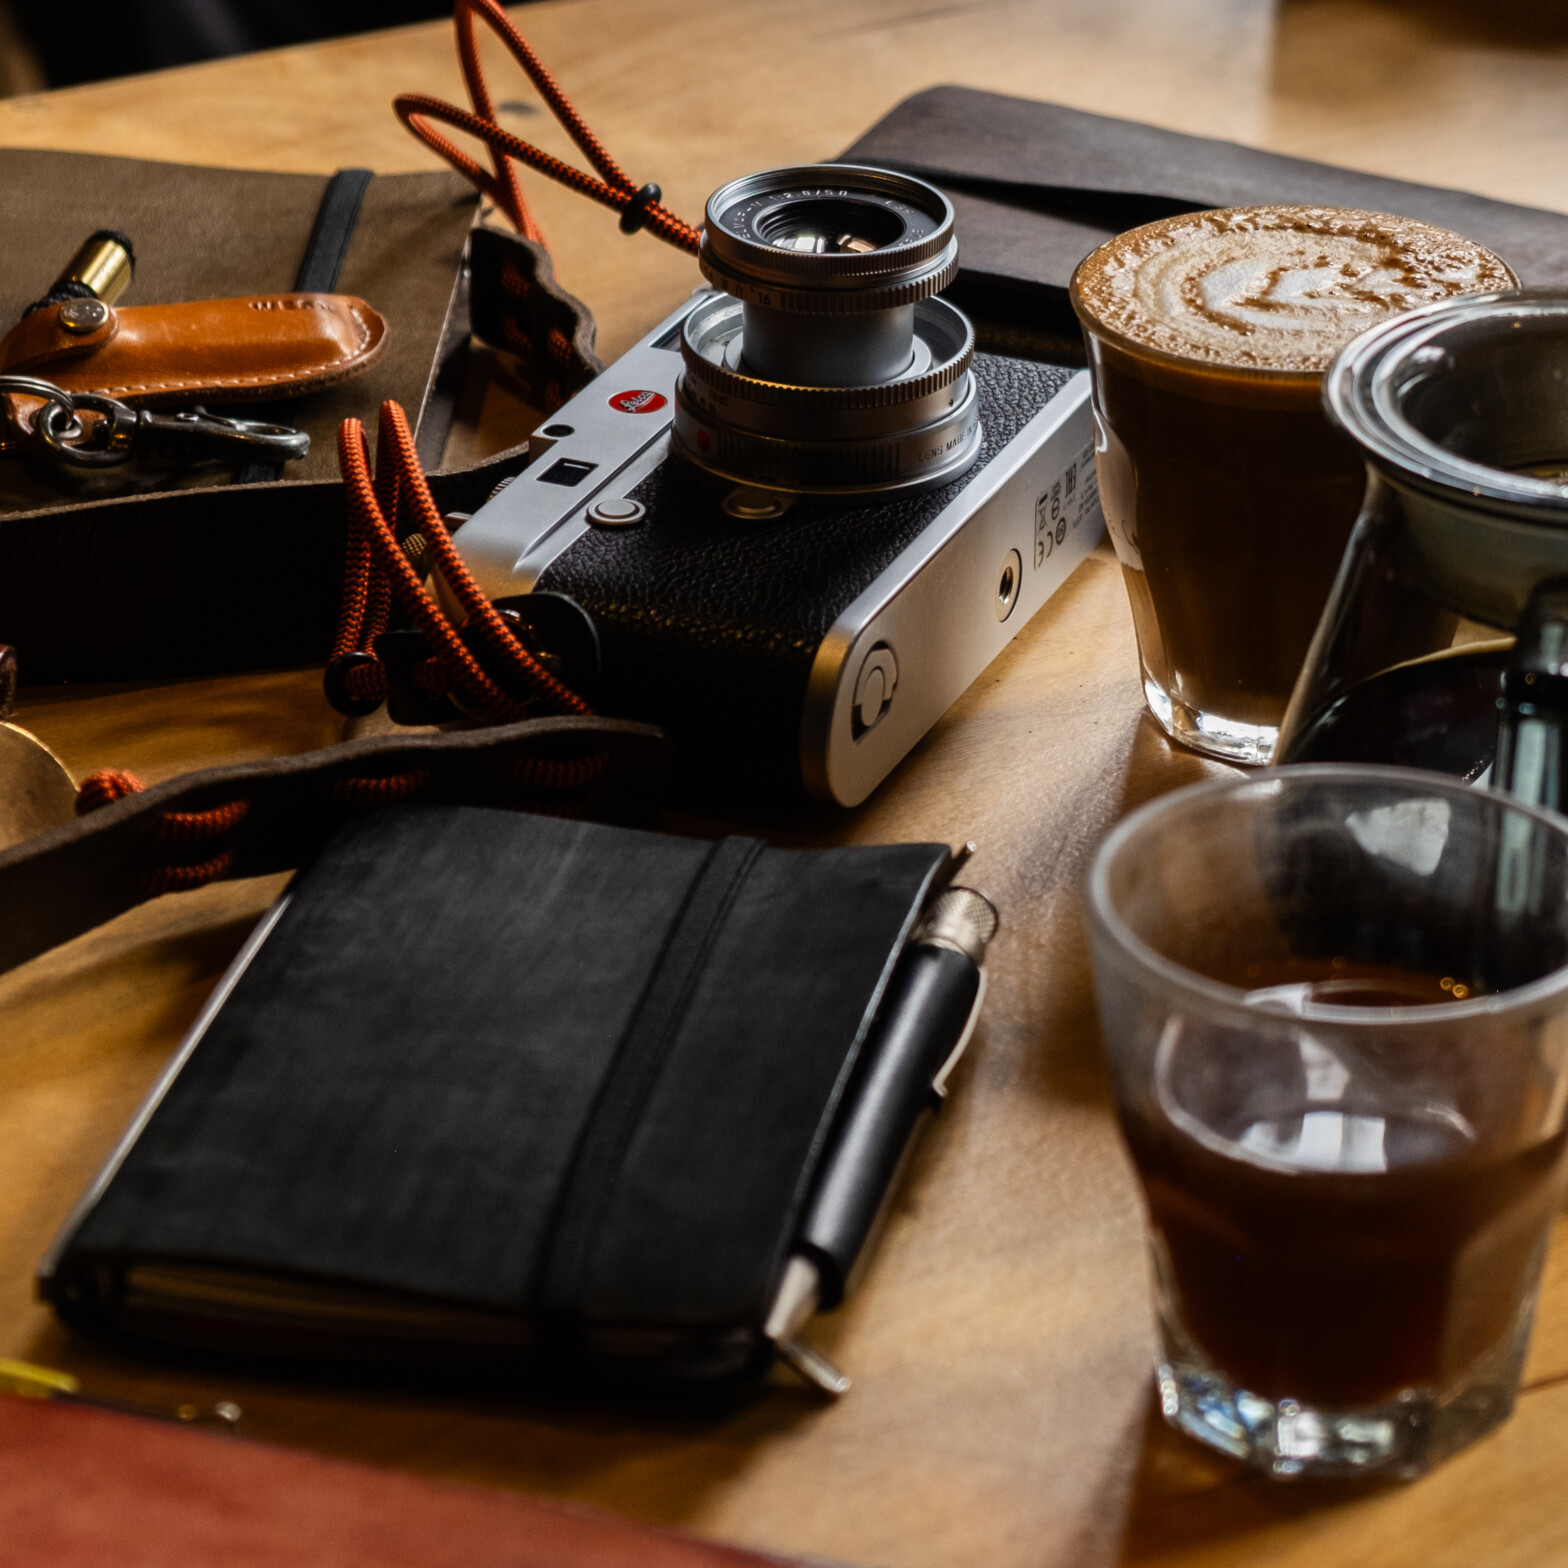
[930,966,987,1101]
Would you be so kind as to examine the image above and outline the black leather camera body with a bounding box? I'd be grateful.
[450,167,1104,803]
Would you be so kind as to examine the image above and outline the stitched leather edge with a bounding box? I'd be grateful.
[1,297,387,403]
[85,299,387,403]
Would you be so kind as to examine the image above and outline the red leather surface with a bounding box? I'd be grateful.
[0,1395,792,1568]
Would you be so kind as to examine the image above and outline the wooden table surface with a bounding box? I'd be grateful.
[2,4,1567,1565]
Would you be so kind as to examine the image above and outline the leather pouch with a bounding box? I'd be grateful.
[39,804,976,1393]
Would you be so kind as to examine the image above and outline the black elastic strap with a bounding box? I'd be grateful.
[293,167,374,293]
[536,834,763,1319]
[237,167,374,484]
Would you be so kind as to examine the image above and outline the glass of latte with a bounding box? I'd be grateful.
[1070,207,1516,765]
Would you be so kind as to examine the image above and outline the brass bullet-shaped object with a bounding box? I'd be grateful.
[50,229,134,307]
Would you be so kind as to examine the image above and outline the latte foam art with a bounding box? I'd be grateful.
[1073,207,1516,373]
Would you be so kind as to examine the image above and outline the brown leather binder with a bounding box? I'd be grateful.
[0,1393,797,1567]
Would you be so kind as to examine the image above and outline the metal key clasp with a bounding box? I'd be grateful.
[132,406,311,467]
[0,373,309,468]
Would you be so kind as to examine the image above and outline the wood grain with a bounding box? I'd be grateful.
[1,5,1566,1566]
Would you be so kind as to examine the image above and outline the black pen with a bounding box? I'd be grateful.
[766,877,998,1394]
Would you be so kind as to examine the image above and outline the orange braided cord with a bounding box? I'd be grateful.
[330,493,377,663]
[337,417,526,722]
[144,851,235,897]
[76,768,145,815]
[452,0,533,241]
[332,769,432,807]
[501,316,532,356]
[335,404,594,724]
[378,402,591,713]
[155,799,250,843]
[345,660,389,703]
[457,0,630,193]
[393,0,700,255]
[511,753,609,791]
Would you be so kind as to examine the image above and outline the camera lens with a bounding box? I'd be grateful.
[702,167,954,294]
[673,164,981,497]
[752,199,905,254]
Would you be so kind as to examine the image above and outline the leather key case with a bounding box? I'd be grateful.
[0,293,388,405]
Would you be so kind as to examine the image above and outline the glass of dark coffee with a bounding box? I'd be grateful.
[1088,764,1568,1478]
[1070,207,1515,764]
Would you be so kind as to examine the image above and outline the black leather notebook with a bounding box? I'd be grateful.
[41,806,958,1387]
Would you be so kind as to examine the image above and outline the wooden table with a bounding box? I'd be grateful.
[2,4,1567,1564]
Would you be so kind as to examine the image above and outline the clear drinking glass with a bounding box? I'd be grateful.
[1087,765,1568,1478]
[1068,208,1515,767]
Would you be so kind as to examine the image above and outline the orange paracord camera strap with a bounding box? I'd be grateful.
[327,0,702,730]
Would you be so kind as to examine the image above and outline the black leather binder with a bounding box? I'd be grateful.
[842,86,1568,339]
[40,805,976,1390]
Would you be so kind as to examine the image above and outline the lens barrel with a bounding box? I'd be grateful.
[673,165,981,497]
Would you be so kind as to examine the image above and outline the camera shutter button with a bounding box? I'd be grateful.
[586,497,646,528]
[852,643,898,737]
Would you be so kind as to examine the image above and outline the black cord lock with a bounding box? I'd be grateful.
[323,651,384,718]
[619,183,662,236]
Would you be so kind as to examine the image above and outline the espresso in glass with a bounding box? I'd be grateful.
[1088,767,1568,1478]
[1070,206,1515,764]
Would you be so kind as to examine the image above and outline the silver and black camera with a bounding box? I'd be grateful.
[451,165,1103,804]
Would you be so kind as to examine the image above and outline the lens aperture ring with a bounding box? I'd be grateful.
[698,241,959,314]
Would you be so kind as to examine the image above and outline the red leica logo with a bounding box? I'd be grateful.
[608,389,668,414]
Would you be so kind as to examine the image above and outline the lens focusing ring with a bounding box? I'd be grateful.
[701,164,959,314]
[671,375,980,498]
[680,296,974,413]
[675,296,979,495]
